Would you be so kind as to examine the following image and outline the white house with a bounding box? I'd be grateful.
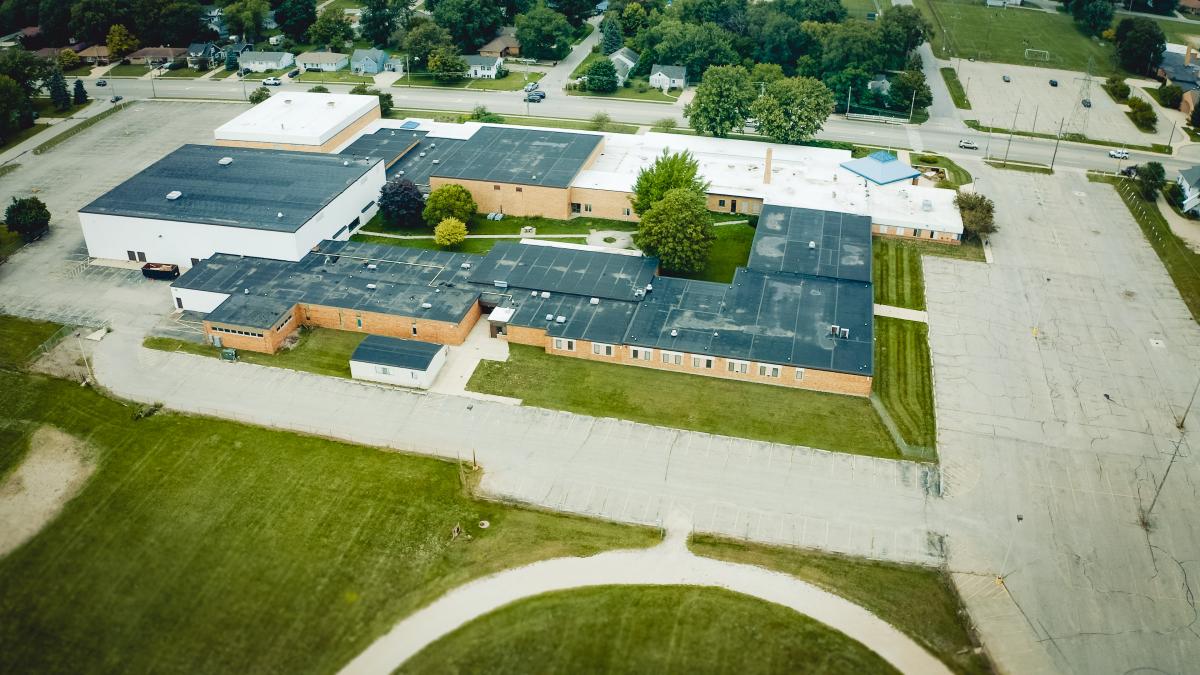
[238,51,294,72]
[297,51,348,71]
[609,47,639,85]
[1178,166,1200,214]
[648,64,685,91]
[466,54,502,79]
[77,144,385,270]
[349,335,447,389]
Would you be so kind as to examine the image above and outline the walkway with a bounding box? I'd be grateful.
[873,304,928,323]
[338,513,953,675]
[1153,191,1200,253]
[540,15,602,94]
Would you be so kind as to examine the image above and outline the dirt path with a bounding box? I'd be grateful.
[339,512,952,675]
[0,426,95,557]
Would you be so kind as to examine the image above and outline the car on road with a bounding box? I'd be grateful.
[263,77,282,86]
[110,95,123,103]
[1049,79,1058,87]
[958,139,978,150]
[524,91,546,102]
[523,82,539,92]
[96,79,107,87]
[1002,75,1011,82]
[1108,149,1130,159]
[1082,98,1092,108]
[288,68,300,78]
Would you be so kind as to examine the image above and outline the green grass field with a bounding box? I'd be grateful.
[0,316,656,675]
[842,0,891,19]
[672,223,756,283]
[939,67,971,109]
[106,64,150,77]
[401,585,898,674]
[911,153,972,188]
[300,70,372,84]
[568,79,677,103]
[874,317,936,448]
[144,327,368,378]
[0,229,28,262]
[157,67,208,78]
[0,315,62,371]
[467,344,902,459]
[465,71,545,91]
[30,98,92,118]
[690,535,992,675]
[366,212,640,236]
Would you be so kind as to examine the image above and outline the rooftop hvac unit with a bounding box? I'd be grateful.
[327,101,336,107]
[808,240,816,249]
[494,280,508,289]
[540,291,550,299]
[432,159,440,164]
[419,152,426,157]
[589,297,599,305]
[366,283,377,290]
[840,328,850,339]
[555,316,566,324]
[634,289,644,298]
[218,157,233,166]
[670,329,678,337]
[421,302,433,309]
[343,160,349,166]
[283,98,292,104]
[460,262,472,269]
[545,313,554,321]
[276,212,284,218]
[243,288,250,294]
[530,290,538,297]
[366,263,377,270]
[430,143,436,148]
[830,324,840,335]
[922,199,933,212]
[165,190,182,200]
[645,283,653,292]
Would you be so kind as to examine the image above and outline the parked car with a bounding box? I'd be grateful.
[1082,98,1092,108]
[263,76,282,86]
[524,93,543,102]
[523,81,539,92]
[1002,75,1011,82]
[237,67,250,76]
[95,79,107,87]
[109,95,123,103]
[141,262,180,280]
[958,139,978,150]
[1049,79,1058,87]
[287,68,300,78]
[1108,149,1130,159]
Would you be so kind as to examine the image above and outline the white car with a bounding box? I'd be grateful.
[263,77,282,86]
[1108,149,1129,159]
[958,139,978,150]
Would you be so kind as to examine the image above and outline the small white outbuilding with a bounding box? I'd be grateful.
[349,335,447,389]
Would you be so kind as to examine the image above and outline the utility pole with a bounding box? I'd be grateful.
[1177,376,1200,430]
[1002,99,1021,167]
[846,85,852,116]
[1169,119,1178,146]
[984,115,994,158]
[908,88,916,123]
[1050,117,1065,170]
[1030,104,1038,135]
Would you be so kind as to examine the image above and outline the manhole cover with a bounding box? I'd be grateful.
[1149,339,1165,348]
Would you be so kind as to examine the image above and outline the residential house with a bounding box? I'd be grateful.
[466,55,502,79]
[186,42,224,69]
[204,6,227,38]
[77,45,110,65]
[1183,0,1200,14]
[1158,46,1200,114]
[867,74,891,97]
[239,51,295,72]
[1177,166,1200,214]
[351,48,388,74]
[609,47,639,86]
[647,64,685,91]
[385,56,406,73]
[479,30,520,58]
[297,51,349,71]
[128,46,187,67]
[226,41,253,59]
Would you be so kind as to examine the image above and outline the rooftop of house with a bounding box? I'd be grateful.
[352,48,387,62]
[651,64,686,80]
[351,335,443,370]
[240,50,292,61]
[465,54,501,67]
[78,144,380,233]
[297,51,348,62]
[214,91,380,146]
[1180,165,1200,186]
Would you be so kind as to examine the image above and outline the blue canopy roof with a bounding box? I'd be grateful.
[839,151,921,186]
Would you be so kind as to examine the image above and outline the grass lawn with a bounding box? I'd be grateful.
[916,0,1119,75]
[568,80,676,103]
[467,344,902,459]
[672,223,756,284]
[690,535,991,675]
[0,315,62,371]
[157,67,208,78]
[299,70,373,84]
[242,67,290,80]
[569,51,604,79]
[31,98,92,118]
[62,64,93,77]
[0,123,50,154]
[0,315,656,675]
[387,107,639,134]
[401,585,897,675]
[323,0,363,10]
[466,71,544,91]
[940,67,971,109]
[910,153,972,187]
[106,64,149,77]
[1147,16,1200,45]
[144,327,367,377]
[1090,174,1200,323]
[872,237,985,311]
[874,317,936,449]
[842,0,891,18]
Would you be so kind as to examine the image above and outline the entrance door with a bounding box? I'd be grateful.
[730,199,737,213]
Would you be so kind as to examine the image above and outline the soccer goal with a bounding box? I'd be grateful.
[1024,48,1051,62]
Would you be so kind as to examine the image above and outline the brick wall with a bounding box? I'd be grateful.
[873,224,962,245]
[567,187,637,221]
[706,193,763,215]
[204,307,297,354]
[299,302,481,345]
[431,177,573,220]
[504,324,547,346]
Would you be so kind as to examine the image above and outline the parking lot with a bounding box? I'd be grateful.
[953,60,1172,147]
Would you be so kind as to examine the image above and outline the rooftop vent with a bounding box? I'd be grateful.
[243,288,250,295]
[421,302,433,309]
[645,283,653,292]
[218,157,233,166]
[165,190,182,200]
[276,212,284,219]
[555,316,566,324]
[589,297,599,305]
[343,160,349,166]
[808,240,816,249]
[922,199,933,212]
[431,159,440,164]
[670,329,678,337]
[366,283,377,290]
[545,313,554,321]
[327,101,336,107]
[840,328,850,339]
[494,280,508,289]
[530,290,538,297]
[540,291,550,299]
[366,263,377,270]
[460,262,472,269]
[283,98,292,104]
[419,152,426,157]
[830,324,840,336]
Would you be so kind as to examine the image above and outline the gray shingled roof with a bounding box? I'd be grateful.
[351,335,443,370]
[465,54,501,67]
[650,64,685,81]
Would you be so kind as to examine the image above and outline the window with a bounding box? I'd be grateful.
[661,351,682,365]
[553,338,576,351]
[493,185,501,191]
[356,316,363,328]
[411,324,418,336]
[622,207,631,216]
[175,297,183,309]
[794,368,805,381]
[136,251,147,262]
[375,365,391,375]
[127,251,136,261]
[630,347,651,361]
[718,199,726,207]
[592,342,614,356]
[727,360,748,374]
[913,229,923,238]
[516,187,523,193]
[360,201,375,213]
[571,203,582,213]
[692,356,713,369]
[584,204,593,213]
[758,364,780,378]
[190,258,200,266]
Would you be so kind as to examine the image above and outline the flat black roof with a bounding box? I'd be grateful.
[429,126,602,188]
[339,129,428,178]
[623,269,874,376]
[351,334,442,370]
[507,292,637,344]
[388,135,472,186]
[748,206,872,282]
[468,241,657,301]
[79,144,380,233]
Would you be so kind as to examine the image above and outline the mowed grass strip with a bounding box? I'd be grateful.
[873,238,927,310]
[0,323,657,674]
[940,67,971,109]
[144,327,368,378]
[400,585,898,675]
[690,535,992,675]
[467,344,902,458]
[0,315,63,370]
[874,317,937,448]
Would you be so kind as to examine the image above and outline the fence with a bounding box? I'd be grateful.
[24,323,82,364]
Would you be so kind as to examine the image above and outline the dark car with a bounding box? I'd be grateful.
[1082,98,1092,108]
[141,262,180,280]
[96,79,107,87]
[110,95,123,103]
[525,90,546,101]
[288,68,300,78]
[524,94,542,102]
[1049,79,1058,87]
[1002,75,1011,83]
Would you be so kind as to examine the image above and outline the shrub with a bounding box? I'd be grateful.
[589,111,611,131]
[248,86,271,104]
[1159,84,1183,109]
[468,105,504,123]
[308,85,330,92]
[954,191,997,241]
[1128,97,1158,131]
[434,217,468,247]
[635,81,648,93]
[423,184,476,227]
[1106,76,1130,101]
[651,117,677,132]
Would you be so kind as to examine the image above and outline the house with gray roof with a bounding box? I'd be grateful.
[648,64,686,91]
[466,54,503,79]
[297,50,349,71]
[1177,165,1200,214]
[351,48,388,74]
[609,47,639,85]
[238,51,294,72]
[186,42,224,69]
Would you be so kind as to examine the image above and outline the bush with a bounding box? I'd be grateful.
[954,191,997,242]
[635,81,648,93]
[248,86,271,104]
[423,184,476,227]
[589,111,611,131]
[5,196,51,242]
[1128,97,1158,131]
[1164,181,1184,207]
[1105,76,1130,101]
[434,217,468,247]
[652,117,677,132]
[308,85,330,92]
[1159,84,1183,108]
[468,105,504,123]
[584,58,618,93]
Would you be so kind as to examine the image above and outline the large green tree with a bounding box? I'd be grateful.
[0,75,27,145]
[70,0,133,44]
[1115,18,1166,75]
[635,188,714,274]
[434,217,468,247]
[0,41,54,94]
[630,149,710,216]
[423,184,476,227]
[583,57,617,92]
[953,192,996,242]
[37,0,71,43]
[428,45,467,81]
[432,0,504,50]
[404,20,452,64]
[5,195,50,242]
[275,0,317,40]
[749,76,834,145]
[684,65,755,138]
[106,24,139,59]
[349,82,394,115]
[515,3,573,60]
[361,0,399,46]
[879,6,930,65]
[1136,161,1166,200]
[379,177,425,228]
[550,0,592,26]
[47,69,70,111]
[777,0,844,23]
[635,19,737,78]
[224,0,271,41]
[72,78,88,104]
[887,68,932,116]
[307,7,354,47]
[819,20,884,77]
[1071,0,1113,36]
[156,1,204,46]
[601,13,622,54]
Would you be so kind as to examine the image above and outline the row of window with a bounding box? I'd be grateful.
[569,203,633,217]
[550,339,803,380]
[211,325,264,338]
[493,185,524,193]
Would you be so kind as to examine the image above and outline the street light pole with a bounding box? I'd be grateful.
[1002,99,1021,167]
[1050,117,1065,170]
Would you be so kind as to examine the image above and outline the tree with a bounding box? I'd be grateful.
[223,0,271,42]
[46,69,69,111]
[1128,97,1158,130]
[379,178,425,228]
[515,3,573,60]
[818,20,884,77]
[635,188,714,274]
[601,14,623,54]
[106,24,139,59]
[777,0,845,22]
[1191,104,1200,129]
[749,77,834,145]
[1071,0,1113,36]
[248,86,271,103]
[878,5,930,65]
[583,57,618,92]
[404,21,453,65]
[349,83,394,115]
[749,63,785,85]
[433,0,505,50]
[0,48,54,95]
[72,78,87,105]
[70,0,133,44]
[157,1,205,47]
[434,217,468,247]
[307,7,354,48]
[635,19,737,78]
[1159,84,1183,109]
[1136,161,1166,200]
[631,149,709,216]
[361,0,399,46]
[428,46,468,81]
[953,192,996,241]
[550,0,593,26]
[57,48,82,73]
[225,49,239,71]
[621,1,647,35]
[589,111,611,131]
[5,196,50,242]
[684,65,755,138]
[651,117,677,132]
[1115,18,1166,75]
[1105,75,1130,102]
[746,11,805,68]
[276,0,317,40]
[38,0,72,44]
[423,184,476,227]
[887,68,932,115]
[0,75,26,145]
[308,84,330,92]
